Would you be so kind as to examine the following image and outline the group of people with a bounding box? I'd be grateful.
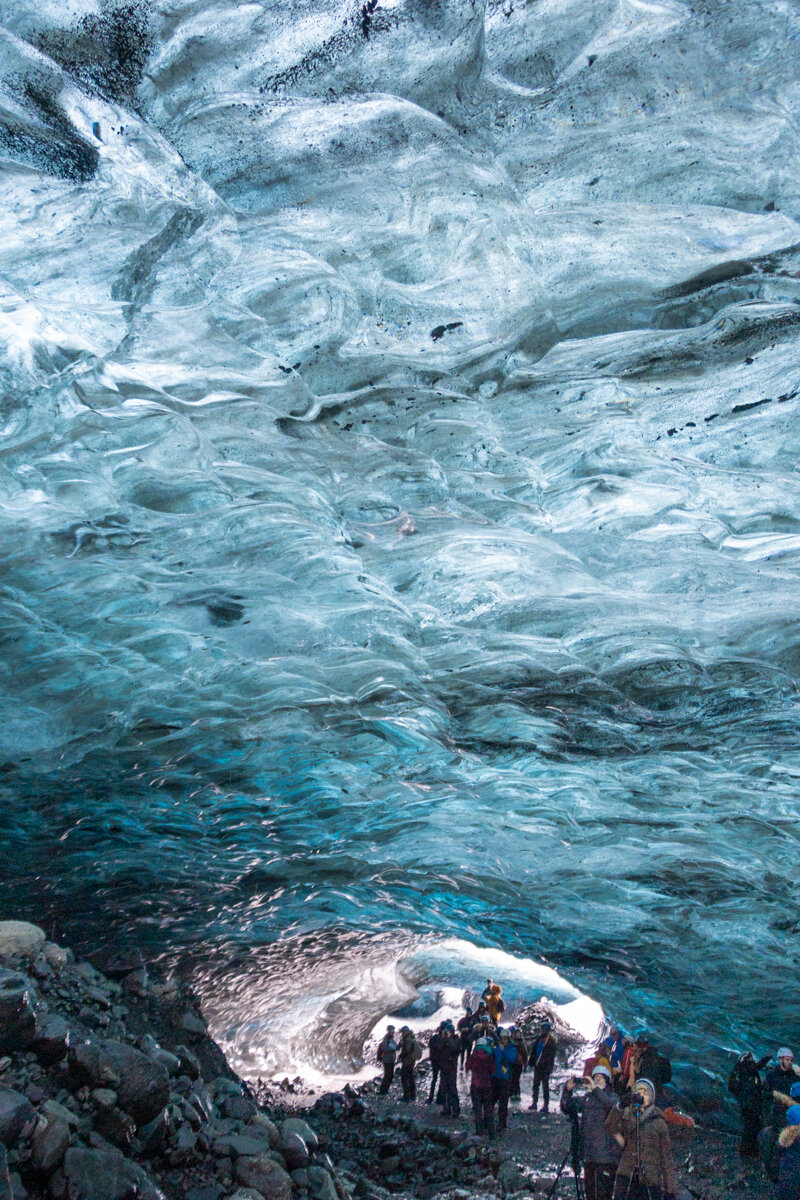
[728,1046,800,1200]
[374,978,800,1200]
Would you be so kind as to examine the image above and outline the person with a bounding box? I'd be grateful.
[604,1029,625,1074]
[458,1007,475,1070]
[439,1021,461,1117]
[561,1066,620,1200]
[427,1022,445,1105]
[491,1028,517,1133]
[377,1026,397,1094]
[628,1033,672,1104]
[766,1050,800,1127]
[481,979,494,1005]
[509,1027,528,1100]
[466,1035,496,1137]
[486,984,505,1025]
[606,1078,678,1200]
[530,1020,557,1113]
[778,1104,800,1200]
[728,1051,770,1157]
[399,1026,421,1102]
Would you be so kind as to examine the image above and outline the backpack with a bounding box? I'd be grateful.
[414,1041,424,1062]
[496,998,505,1014]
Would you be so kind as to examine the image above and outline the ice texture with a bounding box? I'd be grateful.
[0,0,799,1070]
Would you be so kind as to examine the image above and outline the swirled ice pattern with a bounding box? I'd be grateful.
[1,0,799,1073]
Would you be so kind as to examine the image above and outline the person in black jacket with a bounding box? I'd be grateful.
[458,1008,475,1070]
[630,1036,672,1105]
[728,1051,770,1156]
[561,1066,620,1200]
[439,1022,461,1116]
[377,1026,397,1094]
[765,1050,800,1127]
[427,1022,445,1104]
[530,1021,557,1112]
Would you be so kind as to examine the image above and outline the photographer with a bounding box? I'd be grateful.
[728,1051,770,1157]
[605,1079,678,1200]
[561,1066,620,1200]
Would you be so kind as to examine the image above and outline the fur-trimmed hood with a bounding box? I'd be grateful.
[779,1124,800,1150]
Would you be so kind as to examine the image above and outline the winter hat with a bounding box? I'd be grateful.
[778,1048,795,1061]
[634,1078,656,1103]
[790,1083,800,1100]
[592,1065,612,1081]
[476,1038,494,1052]
[787,1105,800,1126]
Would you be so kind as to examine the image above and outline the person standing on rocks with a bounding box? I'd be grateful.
[458,1006,475,1070]
[399,1026,421,1102]
[438,1021,461,1117]
[509,1027,528,1100]
[530,1020,557,1113]
[491,1028,516,1133]
[466,1035,496,1138]
[728,1051,770,1157]
[426,1022,445,1105]
[561,1066,620,1200]
[606,1078,678,1200]
[377,1026,398,1095]
[486,983,505,1025]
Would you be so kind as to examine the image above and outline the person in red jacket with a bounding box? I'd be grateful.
[467,1036,496,1137]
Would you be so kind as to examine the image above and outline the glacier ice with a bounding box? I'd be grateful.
[0,0,799,1074]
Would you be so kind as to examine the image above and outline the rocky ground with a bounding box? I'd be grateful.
[0,921,774,1200]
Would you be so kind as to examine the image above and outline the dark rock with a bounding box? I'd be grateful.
[0,1090,36,1147]
[175,1044,201,1080]
[185,1187,221,1200]
[214,1134,273,1158]
[176,1010,207,1039]
[307,1165,339,1200]
[278,1130,309,1170]
[221,1094,256,1121]
[0,1144,11,1200]
[234,1155,293,1200]
[168,1123,197,1164]
[0,971,36,1054]
[30,1115,70,1175]
[98,949,145,981]
[93,1103,136,1151]
[139,1108,171,1158]
[122,968,149,998]
[280,1117,318,1150]
[41,1100,79,1129]
[61,1146,166,1200]
[69,1039,169,1125]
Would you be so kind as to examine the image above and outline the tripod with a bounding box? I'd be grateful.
[546,1114,585,1200]
[620,1106,657,1200]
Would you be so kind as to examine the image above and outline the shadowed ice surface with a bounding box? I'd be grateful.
[0,0,799,1079]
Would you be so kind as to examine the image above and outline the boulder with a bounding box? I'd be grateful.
[497,1160,526,1194]
[30,1115,70,1175]
[0,1090,36,1146]
[61,1146,166,1200]
[246,1114,279,1148]
[43,942,70,971]
[307,1166,339,1200]
[277,1130,309,1169]
[32,1016,72,1065]
[41,1100,79,1129]
[0,970,36,1054]
[0,922,45,961]
[221,1093,256,1121]
[93,1103,136,1151]
[234,1154,293,1200]
[280,1117,318,1150]
[69,1039,169,1125]
[214,1134,273,1158]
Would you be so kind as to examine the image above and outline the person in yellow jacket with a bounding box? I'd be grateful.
[486,984,505,1025]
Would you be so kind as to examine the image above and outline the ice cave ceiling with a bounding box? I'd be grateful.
[0,0,799,1069]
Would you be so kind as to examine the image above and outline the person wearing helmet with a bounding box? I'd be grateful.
[561,1067,620,1200]
[606,1079,678,1199]
[728,1050,771,1157]
[766,1050,800,1127]
[778,1105,800,1200]
[530,1020,557,1113]
[466,1035,496,1137]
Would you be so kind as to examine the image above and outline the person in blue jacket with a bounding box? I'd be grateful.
[492,1028,517,1133]
[777,1104,800,1200]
